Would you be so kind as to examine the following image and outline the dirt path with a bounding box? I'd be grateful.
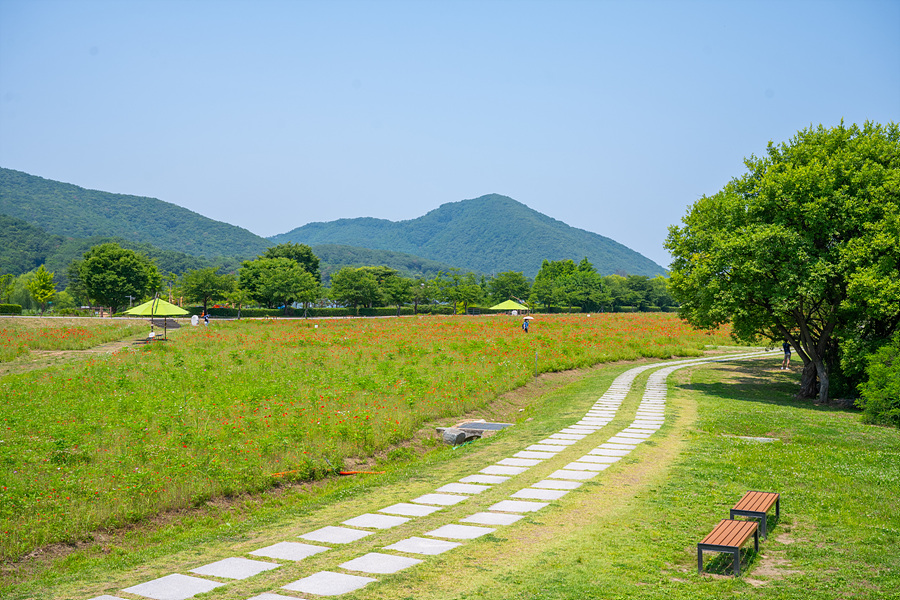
[0,337,143,378]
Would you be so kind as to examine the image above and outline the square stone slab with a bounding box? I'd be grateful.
[550,433,585,440]
[589,448,631,457]
[282,571,376,596]
[88,597,128,600]
[548,469,598,480]
[607,436,645,445]
[616,432,652,439]
[460,474,510,484]
[300,526,373,544]
[190,556,279,580]
[250,541,330,561]
[576,455,620,464]
[246,594,297,600]
[511,488,569,500]
[489,499,549,513]
[411,493,468,506]
[566,425,600,432]
[560,428,595,435]
[579,418,609,425]
[339,552,422,574]
[426,523,496,539]
[538,438,578,446]
[514,451,557,460]
[384,536,462,555]
[526,444,566,452]
[122,573,225,600]
[343,513,410,529]
[598,442,638,450]
[563,461,610,471]
[533,479,583,490]
[436,482,491,494]
[380,503,442,517]
[460,511,525,525]
[480,465,528,476]
[497,457,541,467]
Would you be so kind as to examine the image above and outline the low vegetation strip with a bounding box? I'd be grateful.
[0,317,145,362]
[0,313,731,562]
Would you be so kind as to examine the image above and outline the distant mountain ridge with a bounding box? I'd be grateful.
[272,194,666,277]
[0,168,270,258]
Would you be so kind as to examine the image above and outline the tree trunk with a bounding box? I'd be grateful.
[815,358,830,403]
[798,361,818,399]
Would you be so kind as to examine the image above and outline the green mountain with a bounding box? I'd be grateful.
[312,244,460,283]
[0,168,270,259]
[272,194,666,277]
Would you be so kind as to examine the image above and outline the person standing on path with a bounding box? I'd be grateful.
[522,318,529,333]
[782,340,791,369]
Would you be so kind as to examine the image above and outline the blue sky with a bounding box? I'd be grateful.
[1,0,898,268]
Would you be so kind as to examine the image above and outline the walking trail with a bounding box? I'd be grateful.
[88,350,776,600]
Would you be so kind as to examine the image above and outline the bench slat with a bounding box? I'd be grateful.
[733,491,779,513]
[701,519,757,548]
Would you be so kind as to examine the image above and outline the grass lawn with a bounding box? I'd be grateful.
[4,353,897,599]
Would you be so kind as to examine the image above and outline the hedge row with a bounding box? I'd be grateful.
[0,304,22,315]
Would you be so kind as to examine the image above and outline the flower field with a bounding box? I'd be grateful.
[0,318,146,362]
[0,313,732,561]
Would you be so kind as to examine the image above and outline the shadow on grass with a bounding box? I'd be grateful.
[701,547,759,577]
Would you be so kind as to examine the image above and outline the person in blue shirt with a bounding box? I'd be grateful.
[782,341,791,370]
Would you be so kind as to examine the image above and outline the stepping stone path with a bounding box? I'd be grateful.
[88,351,775,600]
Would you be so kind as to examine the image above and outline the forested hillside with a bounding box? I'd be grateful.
[0,168,270,258]
[313,244,459,282]
[272,194,666,277]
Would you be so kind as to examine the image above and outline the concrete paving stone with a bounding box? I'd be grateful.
[245,594,297,600]
[538,438,578,446]
[87,596,128,600]
[489,499,549,513]
[379,502,442,516]
[339,552,422,574]
[514,450,557,460]
[632,421,663,426]
[579,419,608,425]
[616,432,652,439]
[511,488,569,500]
[586,411,616,416]
[460,511,525,525]
[577,422,607,428]
[566,426,600,432]
[532,479,583,490]
[384,536,462,555]
[576,454,621,464]
[624,427,658,432]
[250,541,331,561]
[480,465,528,475]
[599,442,638,450]
[190,556,280,580]
[497,457,542,467]
[282,571,376,596]
[607,436,645,445]
[426,523,497,539]
[436,482,491,494]
[550,433,586,440]
[300,526,373,544]
[563,462,610,471]
[559,428,593,435]
[411,493,469,506]
[547,469,599,480]
[460,474,510,484]
[588,448,631,457]
[343,513,410,529]
[122,573,226,600]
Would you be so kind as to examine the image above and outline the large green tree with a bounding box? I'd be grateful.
[330,267,381,313]
[262,242,321,282]
[488,271,531,304]
[179,268,236,313]
[76,243,161,314]
[666,122,900,402]
[239,257,318,310]
[27,265,56,315]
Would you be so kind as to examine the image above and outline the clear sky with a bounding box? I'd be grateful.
[1,0,898,268]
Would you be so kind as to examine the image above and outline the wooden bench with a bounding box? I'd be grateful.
[698,519,759,576]
[731,491,780,538]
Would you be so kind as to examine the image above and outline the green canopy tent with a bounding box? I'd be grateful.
[125,296,189,340]
[489,299,529,312]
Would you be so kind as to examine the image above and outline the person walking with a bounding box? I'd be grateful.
[782,340,791,370]
[522,317,529,333]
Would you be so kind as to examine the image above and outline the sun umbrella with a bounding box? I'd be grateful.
[523,316,535,320]
[125,297,188,340]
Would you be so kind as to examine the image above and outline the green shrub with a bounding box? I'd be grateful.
[857,333,900,428]
[0,304,22,315]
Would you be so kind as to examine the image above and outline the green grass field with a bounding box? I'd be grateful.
[2,316,898,599]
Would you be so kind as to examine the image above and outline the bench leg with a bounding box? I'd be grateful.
[733,549,741,577]
[698,547,703,574]
[754,527,759,552]
[761,515,767,539]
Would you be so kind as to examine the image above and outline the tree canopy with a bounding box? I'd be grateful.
[179,268,236,312]
[262,242,321,283]
[666,121,900,402]
[76,243,161,314]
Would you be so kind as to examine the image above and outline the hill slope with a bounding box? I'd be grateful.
[312,244,460,283]
[272,194,666,277]
[0,168,270,259]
